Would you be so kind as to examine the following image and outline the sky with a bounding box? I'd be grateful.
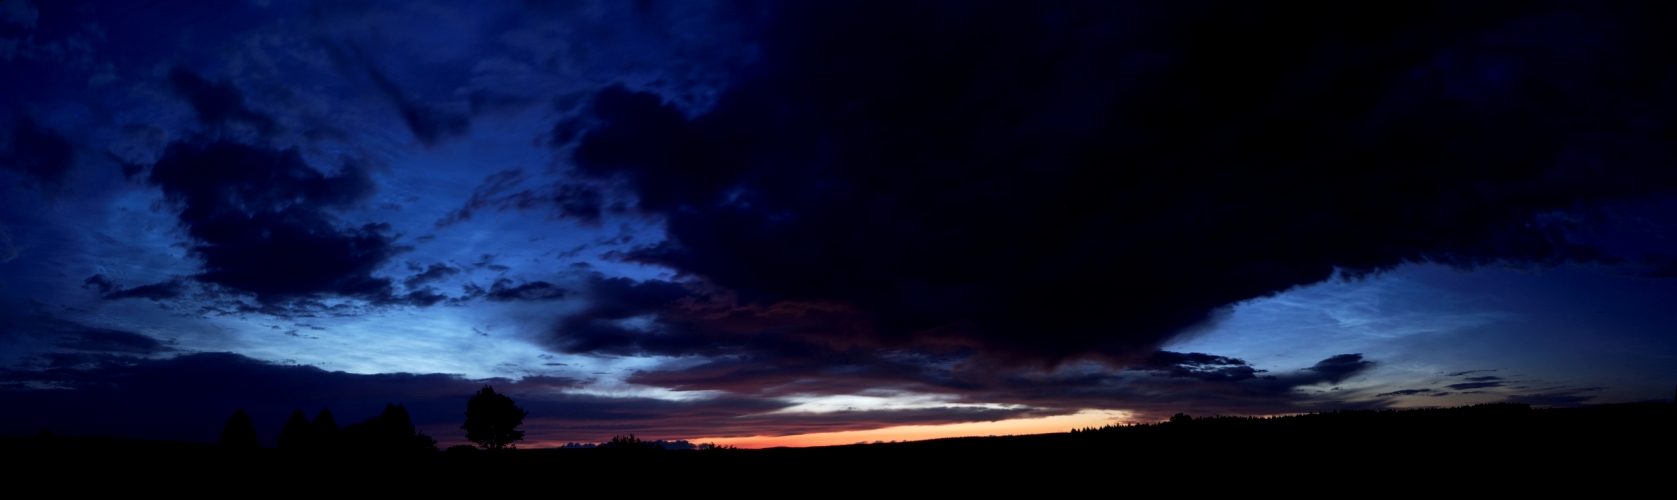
[2,0,1675,449]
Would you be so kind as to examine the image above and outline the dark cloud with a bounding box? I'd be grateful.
[82,274,120,294]
[50,325,172,355]
[1629,255,1677,279]
[1133,351,1264,382]
[2,117,74,194]
[437,169,606,227]
[1446,381,1506,391]
[0,352,493,442]
[1502,388,1602,407]
[625,346,1377,422]
[102,279,187,302]
[1446,370,1498,377]
[1462,376,1504,382]
[544,269,1378,417]
[83,275,186,301]
[562,0,1677,367]
[166,66,278,137]
[148,140,403,302]
[546,276,715,355]
[396,288,448,308]
[402,263,459,288]
[115,156,146,181]
[1303,355,1377,384]
[0,352,1065,443]
[0,310,175,358]
[364,64,469,147]
[1376,389,1434,398]
[484,278,568,302]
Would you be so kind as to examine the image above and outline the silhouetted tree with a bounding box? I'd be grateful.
[276,409,311,449]
[220,409,260,449]
[341,403,438,453]
[310,408,339,450]
[462,386,527,450]
[1169,413,1193,425]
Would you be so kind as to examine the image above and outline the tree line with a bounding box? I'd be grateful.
[217,386,527,453]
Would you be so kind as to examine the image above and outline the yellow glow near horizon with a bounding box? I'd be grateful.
[685,409,1134,449]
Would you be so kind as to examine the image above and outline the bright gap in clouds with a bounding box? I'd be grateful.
[1168,262,1677,407]
[688,410,1133,449]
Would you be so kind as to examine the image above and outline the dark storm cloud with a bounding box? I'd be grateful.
[546,270,1379,417]
[148,140,403,302]
[166,66,279,137]
[546,276,702,355]
[2,117,74,194]
[0,352,1059,443]
[1376,389,1434,398]
[561,0,1677,366]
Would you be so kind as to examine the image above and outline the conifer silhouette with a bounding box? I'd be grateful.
[310,408,339,450]
[276,409,311,449]
[219,409,260,449]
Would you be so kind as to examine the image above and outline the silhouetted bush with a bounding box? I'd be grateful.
[276,409,311,449]
[445,444,481,454]
[462,386,527,450]
[219,409,260,449]
[598,434,663,452]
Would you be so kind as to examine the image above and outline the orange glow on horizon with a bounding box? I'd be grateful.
[686,409,1134,449]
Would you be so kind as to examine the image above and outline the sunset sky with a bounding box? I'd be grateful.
[3,0,1676,449]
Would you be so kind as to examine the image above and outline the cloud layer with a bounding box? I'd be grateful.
[556,1,1677,367]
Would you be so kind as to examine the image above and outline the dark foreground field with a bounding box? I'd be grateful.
[6,403,1671,490]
